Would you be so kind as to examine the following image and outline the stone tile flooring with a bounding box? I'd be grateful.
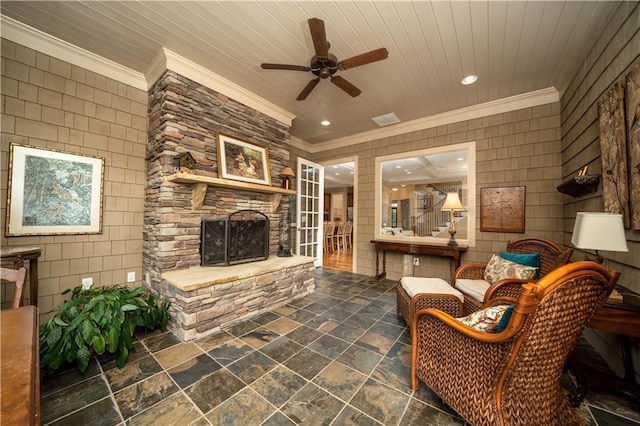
[41,268,640,425]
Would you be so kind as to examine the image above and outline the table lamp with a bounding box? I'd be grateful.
[279,167,295,189]
[571,212,628,263]
[441,192,465,246]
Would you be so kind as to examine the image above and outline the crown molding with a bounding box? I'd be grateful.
[149,48,295,127]
[304,87,560,153]
[289,136,314,153]
[1,14,147,90]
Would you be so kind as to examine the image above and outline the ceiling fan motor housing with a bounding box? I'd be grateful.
[311,54,338,79]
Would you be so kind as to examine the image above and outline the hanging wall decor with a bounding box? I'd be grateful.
[480,186,526,233]
[6,144,104,236]
[625,63,640,230]
[597,81,630,228]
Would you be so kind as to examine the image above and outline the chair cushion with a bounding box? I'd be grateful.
[456,305,512,333]
[400,277,464,302]
[455,279,491,302]
[484,254,539,284]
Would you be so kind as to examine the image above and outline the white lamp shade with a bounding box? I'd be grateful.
[571,212,628,252]
[441,192,464,210]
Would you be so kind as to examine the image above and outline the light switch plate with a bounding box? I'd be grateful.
[127,272,135,283]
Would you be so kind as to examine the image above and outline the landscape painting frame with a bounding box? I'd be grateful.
[6,144,104,236]
[217,133,271,186]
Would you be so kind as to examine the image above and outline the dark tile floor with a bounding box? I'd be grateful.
[41,268,640,425]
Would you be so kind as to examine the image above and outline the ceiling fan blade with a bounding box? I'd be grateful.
[338,48,389,70]
[297,78,321,101]
[261,63,311,72]
[331,75,361,97]
[308,18,329,58]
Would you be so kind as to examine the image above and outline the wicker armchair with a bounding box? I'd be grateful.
[411,261,619,426]
[454,238,573,315]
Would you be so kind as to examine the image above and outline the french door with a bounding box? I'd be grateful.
[296,158,324,267]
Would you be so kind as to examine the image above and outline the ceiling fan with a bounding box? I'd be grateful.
[261,18,389,101]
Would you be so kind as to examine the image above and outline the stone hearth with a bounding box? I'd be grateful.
[162,256,315,341]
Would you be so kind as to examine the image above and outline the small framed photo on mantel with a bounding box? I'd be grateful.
[216,133,271,186]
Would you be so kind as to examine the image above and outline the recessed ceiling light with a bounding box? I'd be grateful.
[335,172,340,175]
[457,157,463,161]
[321,120,330,126]
[396,165,402,169]
[406,171,411,174]
[333,165,338,168]
[461,75,478,85]
[391,188,399,191]
[350,171,354,175]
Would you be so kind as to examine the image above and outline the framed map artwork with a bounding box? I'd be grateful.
[6,144,104,236]
[480,186,526,233]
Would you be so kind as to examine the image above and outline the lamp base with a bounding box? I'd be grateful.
[447,230,457,247]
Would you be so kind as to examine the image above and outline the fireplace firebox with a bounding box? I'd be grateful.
[201,210,269,266]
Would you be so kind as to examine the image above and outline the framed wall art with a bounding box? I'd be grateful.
[217,133,271,186]
[625,62,640,230]
[598,81,630,228]
[480,186,526,233]
[6,144,104,236]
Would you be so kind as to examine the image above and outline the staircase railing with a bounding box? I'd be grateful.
[411,182,463,237]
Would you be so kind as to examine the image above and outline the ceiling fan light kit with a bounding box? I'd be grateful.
[261,17,388,101]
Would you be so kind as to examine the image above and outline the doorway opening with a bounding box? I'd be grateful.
[323,159,356,272]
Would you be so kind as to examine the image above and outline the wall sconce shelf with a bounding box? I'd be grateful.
[557,174,601,197]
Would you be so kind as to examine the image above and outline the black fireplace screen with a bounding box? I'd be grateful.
[201,210,269,266]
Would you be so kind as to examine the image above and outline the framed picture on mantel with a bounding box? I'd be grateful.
[217,133,271,186]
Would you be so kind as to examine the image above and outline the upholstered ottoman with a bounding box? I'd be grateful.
[396,277,464,327]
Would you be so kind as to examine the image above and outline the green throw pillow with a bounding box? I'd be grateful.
[495,305,514,332]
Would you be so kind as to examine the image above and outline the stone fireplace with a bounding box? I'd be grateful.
[144,69,314,341]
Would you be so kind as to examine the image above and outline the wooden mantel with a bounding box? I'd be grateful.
[166,173,296,210]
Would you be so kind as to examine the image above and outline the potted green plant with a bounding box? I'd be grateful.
[39,285,170,373]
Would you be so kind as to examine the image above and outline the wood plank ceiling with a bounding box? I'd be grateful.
[0,1,620,145]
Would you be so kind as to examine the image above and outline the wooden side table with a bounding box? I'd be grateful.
[0,246,41,307]
[569,285,640,405]
[371,240,467,282]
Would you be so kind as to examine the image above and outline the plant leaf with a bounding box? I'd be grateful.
[120,304,139,312]
[117,345,129,369]
[77,346,90,373]
[92,334,106,354]
[45,326,62,348]
[106,327,118,353]
[53,316,69,327]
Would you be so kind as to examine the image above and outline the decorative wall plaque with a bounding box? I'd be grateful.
[480,186,526,233]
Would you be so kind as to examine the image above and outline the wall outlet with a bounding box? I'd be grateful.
[413,257,419,266]
[127,272,136,283]
[81,277,93,290]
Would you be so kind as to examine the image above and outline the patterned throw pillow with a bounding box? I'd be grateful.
[455,305,512,333]
[483,254,539,284]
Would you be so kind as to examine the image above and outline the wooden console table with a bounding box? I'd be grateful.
[569,285,640,405]
[0,306,40,425]
[0,246,42,307]
[371,240,468,281]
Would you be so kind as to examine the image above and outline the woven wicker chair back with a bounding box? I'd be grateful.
[506,238,573,278]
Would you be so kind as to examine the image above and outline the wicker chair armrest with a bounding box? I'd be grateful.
[483,278,529,304]
[412,308,521,344]
[453,263,487,281]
